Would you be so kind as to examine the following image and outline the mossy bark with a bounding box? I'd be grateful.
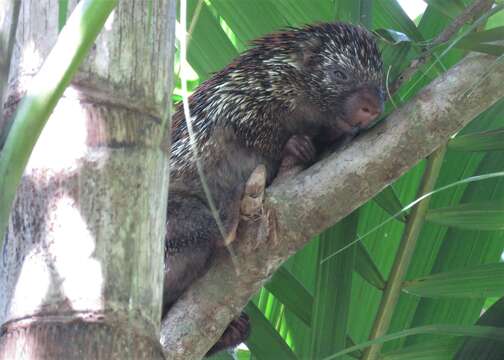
[0,1,175,358]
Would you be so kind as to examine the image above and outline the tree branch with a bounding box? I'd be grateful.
[430,0,493,47]
[391,0,494,93]
[161,51,504,359]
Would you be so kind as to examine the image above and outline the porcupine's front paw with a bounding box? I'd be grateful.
[277,134,316,178]
[282,134,316,166]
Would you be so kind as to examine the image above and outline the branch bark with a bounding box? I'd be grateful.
[429,0,494,47]
[0,0,20,146]
[160,51,504,358]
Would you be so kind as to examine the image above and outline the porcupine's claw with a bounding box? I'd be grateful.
[281,134,316,166]
[273,134,317,182]
[205,312,250,357]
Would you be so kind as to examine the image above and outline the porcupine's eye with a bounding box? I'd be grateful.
[332,70,348,81]
[328,65,350,84]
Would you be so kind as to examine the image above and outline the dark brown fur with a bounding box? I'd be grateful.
[164,22,384,355]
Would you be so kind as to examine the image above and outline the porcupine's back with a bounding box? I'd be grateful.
[168,22,383,191]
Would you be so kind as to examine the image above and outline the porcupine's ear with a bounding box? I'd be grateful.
[296,36,322,69]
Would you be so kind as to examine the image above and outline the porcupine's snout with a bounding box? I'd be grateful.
[345,86,384,131]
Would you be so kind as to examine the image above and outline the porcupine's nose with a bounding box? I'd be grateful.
[353,87,383,129]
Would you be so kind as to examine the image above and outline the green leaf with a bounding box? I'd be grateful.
[58,0,69,31]
[455,296,504,359]
[345,336,363,359]
[381,42,413,89]
[407,144,504,347]
[272,0,334,25]
[355,241,386,290]
[309,212,358,358]
[455,42,504,56]
[245,303,297,360]
[425,200,504,231]
[449,128,504,152]
[236,349,251,360]
[206,350,234,360]
[373,186,408,223]
[379,338,461,360]
[403,263,504,299]
[373,0,423,42]
[210,0,285,45]
[325,324,504,359]
[384,102,504,352]
[183,0,238,79]
[374,28,413,45]
[335,0,372,27]
[254,287,285,340]
[487,4,504,29]
[423,0,465,19]
[280,239,319,357]
[459,26,504,44]
[264,266,313,326]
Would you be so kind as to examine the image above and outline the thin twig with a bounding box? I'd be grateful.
[390,0,494,94]
[430,0,494,47]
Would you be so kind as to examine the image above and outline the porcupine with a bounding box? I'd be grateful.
[164,22,384,355]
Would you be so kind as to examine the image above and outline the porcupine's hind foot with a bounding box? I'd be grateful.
[205,166,267,356]
[205,313,250,357]
[206,143,308,356]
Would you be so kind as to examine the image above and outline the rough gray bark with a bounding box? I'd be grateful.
[0,0,20,146]
[160,52,504,358]
[0,1,175,358]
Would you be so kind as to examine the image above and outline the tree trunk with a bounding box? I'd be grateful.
[0,0,20,141]
[0,1,175,358]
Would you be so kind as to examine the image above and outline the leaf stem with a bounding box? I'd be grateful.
[362,146,447,360]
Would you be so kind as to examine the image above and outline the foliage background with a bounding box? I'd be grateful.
[172,1,504,359]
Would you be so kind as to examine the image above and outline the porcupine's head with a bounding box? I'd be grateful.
[170,22,384,167]
[251,22,384,143]
[305,22,384,133]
